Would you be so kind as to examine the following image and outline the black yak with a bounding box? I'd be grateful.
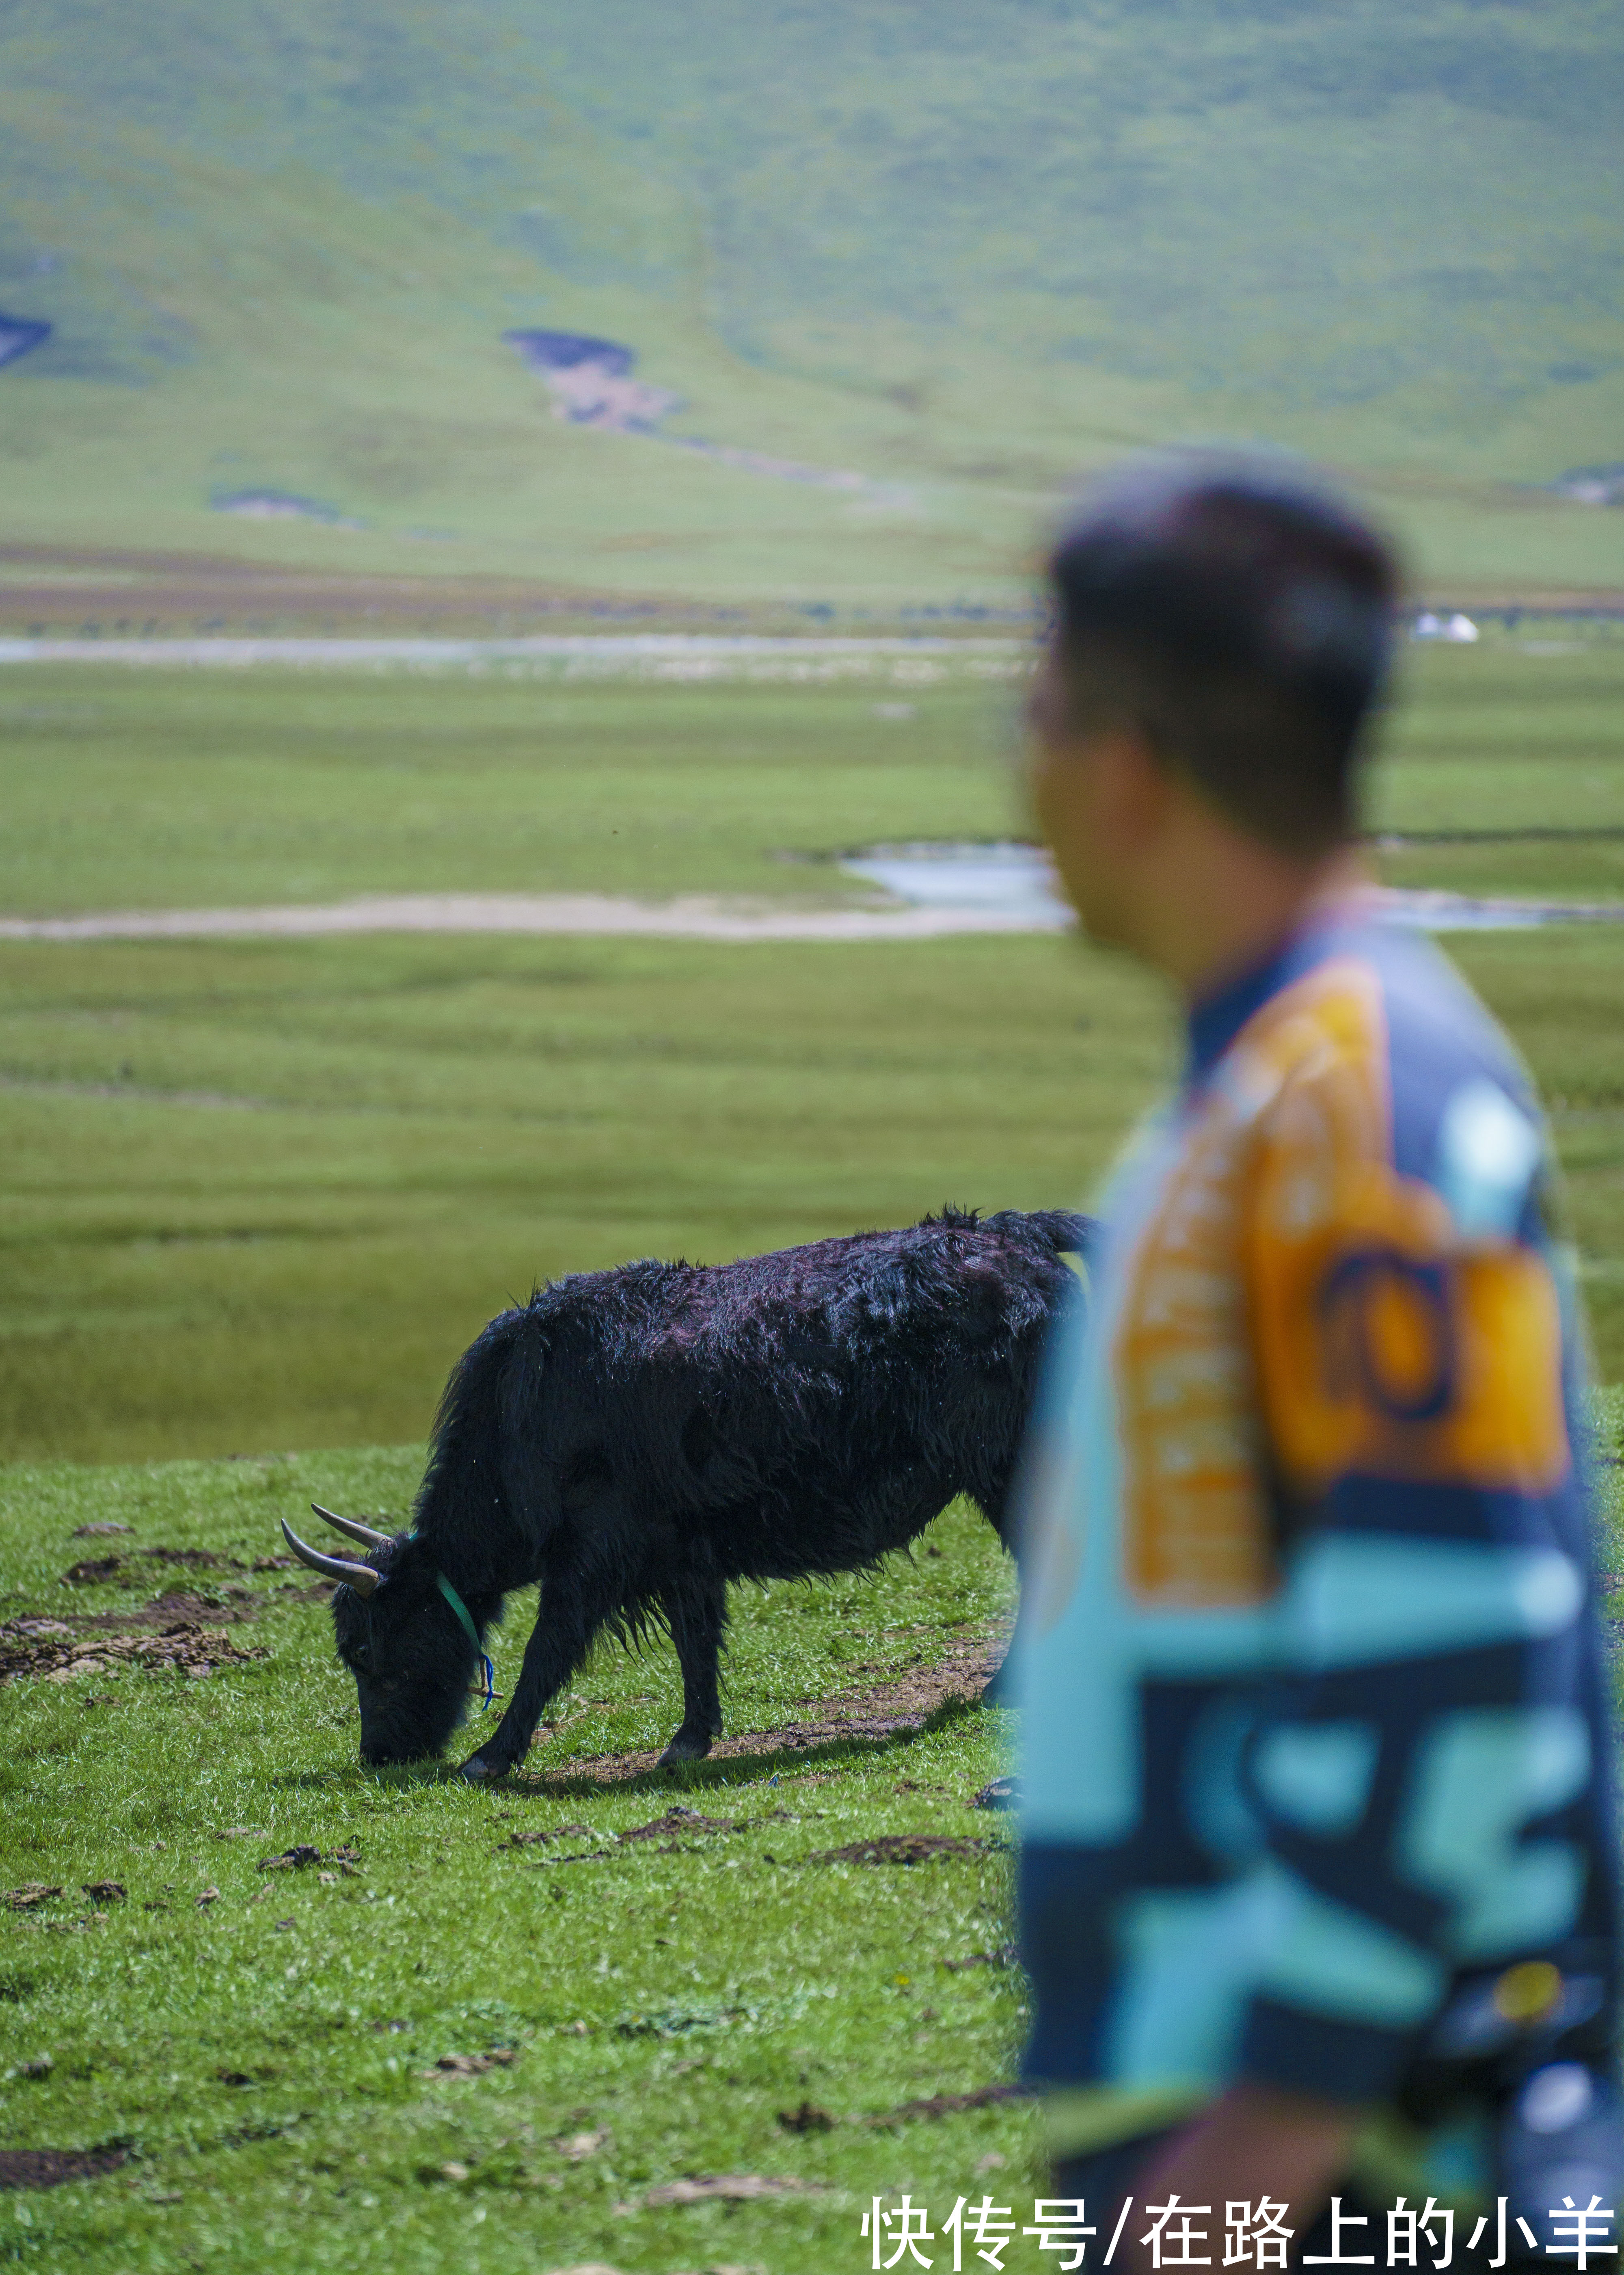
[279,1207,1092,1779]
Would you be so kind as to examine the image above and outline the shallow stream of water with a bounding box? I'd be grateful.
[841,843,1624,933]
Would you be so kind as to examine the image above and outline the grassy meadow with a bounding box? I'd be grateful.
[4,637,1624,1462]
[0,1457,1037,2275]
[1,640,1622,2269]
[0,1430,1618,2275]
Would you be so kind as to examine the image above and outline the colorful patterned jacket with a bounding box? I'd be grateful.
[1015,909,1619,2195]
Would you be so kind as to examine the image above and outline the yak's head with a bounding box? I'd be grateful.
[279,1506,486,1766]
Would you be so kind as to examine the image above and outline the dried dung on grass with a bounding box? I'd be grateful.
[0,2146,129,2191]
[500,1804,793,1864]
[60,1545,235,1588]
[620,1806,736,1841]
[777,2100,836,2134]
[428,2049,518,2077]
[556,2126,609,2160]
[769,2082,1028,2132]
[258,1845,322,1872]
[61,1557,127,1585]
[806,1833,1003,1866]
[259,1845,360,1875]
[0,1618,266,1685]
[642,2174,829,2205]
[38,1592,254,1633]
[862,2082,1028,2128]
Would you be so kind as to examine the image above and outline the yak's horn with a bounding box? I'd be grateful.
[312,1503,392,1551]
[279,1517,380,1597]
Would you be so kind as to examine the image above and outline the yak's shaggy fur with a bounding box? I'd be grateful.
[322,1207,1092,1776]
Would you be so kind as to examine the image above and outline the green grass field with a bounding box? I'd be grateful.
[4,639,1624,1462]
[1,1429,1619,2275]
[5,4,1623,2252]
[2,645,1621,2268]
[0,1458,1037,2275]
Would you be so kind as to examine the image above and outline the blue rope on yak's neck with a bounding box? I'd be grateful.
[432,1566,495,1713]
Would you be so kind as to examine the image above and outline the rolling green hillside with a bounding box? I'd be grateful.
[1,1,1622,603]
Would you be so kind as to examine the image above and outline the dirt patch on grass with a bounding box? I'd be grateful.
[941,1942,1017,1971]
[0,1615,268,1684]
[526,1630,1003,1791]
[0,2146,128,2190]
[778,2080,1026,2133]
[619,1806,741,1842]
[427,2050,518,2078]
[60,1545,247,1589]
[806,1833,1003,1866]
[24,1582,260,1634]
[494,1820,598,1852]
[641,2173,829,2206]
[496,1805,791,1867]
[864,2082,1028,2128]
[259,1844,360,1876]
[61,1555,127,1585]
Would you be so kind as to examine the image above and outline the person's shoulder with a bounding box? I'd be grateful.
[1237,915,1546,1246]
[1232,918,1545,1219]
[1350,920,1540,1187]
[1367,918,1522,1071]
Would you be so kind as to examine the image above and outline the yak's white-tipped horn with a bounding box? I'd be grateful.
[312,1503,392,1551]
[279,1517,380,1597]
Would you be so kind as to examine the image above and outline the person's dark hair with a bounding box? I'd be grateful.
[1047,453,1400,854]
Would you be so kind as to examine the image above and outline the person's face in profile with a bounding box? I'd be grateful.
[1026,644,1150,952]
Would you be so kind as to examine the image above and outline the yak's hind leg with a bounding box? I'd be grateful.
[969,1474,1024,1706]
[658,1575,726,1767]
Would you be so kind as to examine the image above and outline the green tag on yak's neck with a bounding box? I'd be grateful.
[434,1569,482,1654]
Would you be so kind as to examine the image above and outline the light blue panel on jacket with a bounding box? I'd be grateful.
[1016,1109,1285,1845]
[1252,1860,1447,2025]
[1253,1719,1381,1836]
[1399,1704,1591,1959]
[1434,1075,1543,1240]
[1286,1534,1583,1669]
[1102,1880,1278,2088]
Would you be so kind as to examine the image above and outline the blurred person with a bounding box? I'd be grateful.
[1013,455,1621,2269]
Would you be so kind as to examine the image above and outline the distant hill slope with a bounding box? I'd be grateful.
[1,0,1620,603]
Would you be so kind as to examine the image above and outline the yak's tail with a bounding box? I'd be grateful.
[1019,1207,1099,1261]
[412,1309,526,1582]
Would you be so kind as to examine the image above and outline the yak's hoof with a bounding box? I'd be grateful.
[458,1754,493,1782]
[658,1729,715,1767]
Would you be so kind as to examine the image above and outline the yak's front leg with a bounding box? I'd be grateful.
[460,1566,602,1781]
[658,1575,727,1766]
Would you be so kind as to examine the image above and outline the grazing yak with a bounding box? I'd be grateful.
[280,1207,1093,1780]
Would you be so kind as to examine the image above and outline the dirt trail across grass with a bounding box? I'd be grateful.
[0,892,1065,943]
[527,1628,1005,1790]
[0,633,1022,665]
[4,889,1621,946]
